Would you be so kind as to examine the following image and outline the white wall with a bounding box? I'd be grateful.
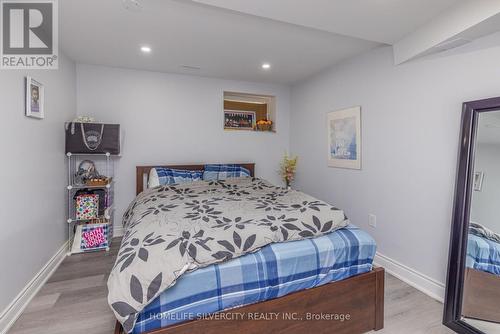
[290,35,500,285]
[0,53,76,313]
[471,143,500,233]
[76,64,291,231]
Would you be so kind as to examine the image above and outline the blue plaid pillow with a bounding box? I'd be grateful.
[203,164,251,181]
[151,167,203,186]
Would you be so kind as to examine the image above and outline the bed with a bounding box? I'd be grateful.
[112,164,384,334]
[462,233,500,323]
[466,233,500,276]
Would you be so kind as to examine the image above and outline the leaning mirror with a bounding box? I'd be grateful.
[444,98,500,334]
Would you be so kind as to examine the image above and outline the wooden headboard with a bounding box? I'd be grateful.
[136,163,255,195]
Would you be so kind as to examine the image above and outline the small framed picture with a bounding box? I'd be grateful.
[224,110,255,130]
[473,172,484,191]
[26,77,44,119]
[327,106,361,169]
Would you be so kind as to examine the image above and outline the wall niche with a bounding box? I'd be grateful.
[223,91,276,132]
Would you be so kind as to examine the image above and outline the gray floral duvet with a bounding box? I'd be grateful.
[108,177,349,332]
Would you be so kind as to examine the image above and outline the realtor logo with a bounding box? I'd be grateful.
[1,0,58,69]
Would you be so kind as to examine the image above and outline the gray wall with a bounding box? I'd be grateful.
[4,31,500,314]
[76,64,291,230]
[290,34,500,285]
[471,144,500,233]
[0,53,76,312]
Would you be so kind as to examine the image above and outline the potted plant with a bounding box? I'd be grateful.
[280,153,298,189]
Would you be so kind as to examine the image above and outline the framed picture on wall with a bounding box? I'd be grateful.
[327,106,361,169]
[224,110,256,130]
[26,77,44,119]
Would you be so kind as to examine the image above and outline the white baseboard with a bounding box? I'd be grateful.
[114,225,124,237]
[0,242,68,334]
[374,252,445,303]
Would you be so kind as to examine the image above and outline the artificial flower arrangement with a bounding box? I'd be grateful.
[280,153,298,189]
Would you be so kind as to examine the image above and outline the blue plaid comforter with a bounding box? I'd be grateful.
[467,233,500,276]
[132,225,376,334]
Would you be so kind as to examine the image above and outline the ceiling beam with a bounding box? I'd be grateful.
[393,0,500,64]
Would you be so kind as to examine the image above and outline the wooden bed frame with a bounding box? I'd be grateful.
[115,267,384,334]
[114,163,385,334]
[462,267,500,324]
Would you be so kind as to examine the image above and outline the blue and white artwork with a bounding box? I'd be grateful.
[330,117,357,160]
[327,107,361,169]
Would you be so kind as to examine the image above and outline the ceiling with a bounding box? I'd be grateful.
[191,0,459,44]
[60,0,499,84]
[60,0,379,84]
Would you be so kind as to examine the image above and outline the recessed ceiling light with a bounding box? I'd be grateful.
[140,46,152,53]
[261,63,271,70]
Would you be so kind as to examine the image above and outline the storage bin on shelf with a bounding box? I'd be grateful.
[70,220,113,253]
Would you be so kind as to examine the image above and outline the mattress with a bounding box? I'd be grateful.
[466,233,500,276]
[132,224,376,334]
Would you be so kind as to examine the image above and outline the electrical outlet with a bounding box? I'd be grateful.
[368,214,377,228]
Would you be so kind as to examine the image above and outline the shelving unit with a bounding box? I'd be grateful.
[66,152,115,254]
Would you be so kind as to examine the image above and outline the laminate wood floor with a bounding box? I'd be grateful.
[8,238,454,334]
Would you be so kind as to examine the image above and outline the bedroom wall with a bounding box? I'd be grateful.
[0,53,76,315]
[76,64,291,232]
[471,143,500,233]
[290,33,500,291]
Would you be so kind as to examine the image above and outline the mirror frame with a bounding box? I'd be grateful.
[444,97,500,333]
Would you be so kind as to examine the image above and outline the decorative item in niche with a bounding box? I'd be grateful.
[25,76,44,119]
[280,153,298,189]
[327,106,361,169]
[256,119,273,131]
[473,172,484,191]
[224,110,256,130]
[223,91,276,132]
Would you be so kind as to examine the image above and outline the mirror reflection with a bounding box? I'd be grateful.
[462,110,500,333]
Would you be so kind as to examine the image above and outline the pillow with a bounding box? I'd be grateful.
[203,164,251,181]
[148,167,203,187]
[148,168,161,188]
